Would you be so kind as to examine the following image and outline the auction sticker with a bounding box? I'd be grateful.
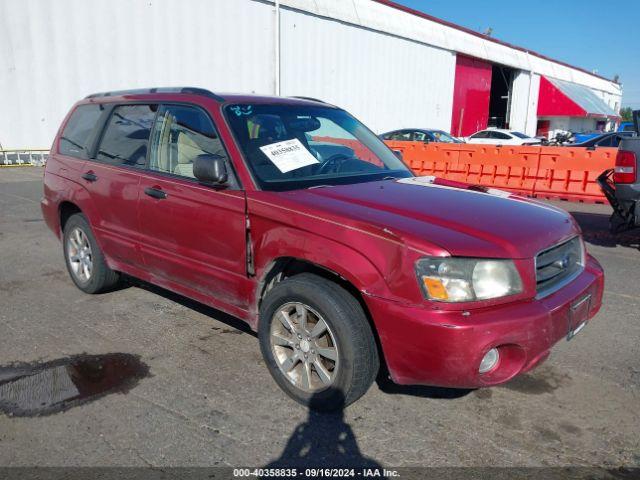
[259,138,319,173]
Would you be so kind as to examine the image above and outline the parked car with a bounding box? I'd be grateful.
[618,122,635,133]
[573,131,602,143]
[466,129,541,145]
[380,128,463,143]
[42,88,604,410]
[572,131,636,148]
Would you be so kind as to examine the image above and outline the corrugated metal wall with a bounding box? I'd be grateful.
[279,8,455,134]
[0,0,622,149]
[282,0,622,97]
[0,0,276,148]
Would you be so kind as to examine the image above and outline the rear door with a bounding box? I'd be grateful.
[137,103,248,310]
[83,103,156,267]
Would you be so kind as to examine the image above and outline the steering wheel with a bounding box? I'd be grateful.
[316,153,354,175]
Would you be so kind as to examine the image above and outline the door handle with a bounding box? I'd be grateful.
[81,172,98,182]
[144,187,167,200]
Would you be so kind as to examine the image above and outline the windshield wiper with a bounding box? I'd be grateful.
[307,184,335,189]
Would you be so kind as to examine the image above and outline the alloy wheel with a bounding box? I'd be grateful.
[67,227,93,282]
[269,302,339,392]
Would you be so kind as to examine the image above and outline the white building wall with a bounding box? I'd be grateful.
[508,71,540,137]
[542,117,600,139]
[0,0,276,148]
[282,0,622,98]
[509,71,531,134]
[0,0,622,149]
[279,8,456,134]
[525,74,541,137]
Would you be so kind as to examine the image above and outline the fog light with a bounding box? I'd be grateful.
[479,348,499,373]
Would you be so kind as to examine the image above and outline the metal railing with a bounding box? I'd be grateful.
[0,149,49,166]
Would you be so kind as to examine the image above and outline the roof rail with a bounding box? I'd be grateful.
[85,87,225,101]
[290,96,327,104]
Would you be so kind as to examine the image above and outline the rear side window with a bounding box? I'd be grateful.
[491,132,511,140]
[471,131,489,139]
[59,104,102,158]
[391,131,412,141]
[96,104,156,167]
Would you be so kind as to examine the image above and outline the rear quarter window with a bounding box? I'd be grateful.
[59,104,103,158]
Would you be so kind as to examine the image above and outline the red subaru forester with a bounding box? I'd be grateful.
[42,88,604,410]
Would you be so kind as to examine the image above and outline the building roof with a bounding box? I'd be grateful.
[537,76,619,118]
[373,0,619,86]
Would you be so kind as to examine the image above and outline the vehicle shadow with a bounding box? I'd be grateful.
[263,389,382,472]
[375,372,473,399]
[569,211,639,250]
[124,276,255,336]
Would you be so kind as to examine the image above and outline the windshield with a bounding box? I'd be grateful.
[224,104,412,191]
[511,131,530,139]
[431,130,462,143]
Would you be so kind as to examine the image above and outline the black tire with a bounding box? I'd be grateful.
[258,273,379,411]
[609,212,628,234]
[63,213,120,294]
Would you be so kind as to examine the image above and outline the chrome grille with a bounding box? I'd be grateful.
[536,237,584,296]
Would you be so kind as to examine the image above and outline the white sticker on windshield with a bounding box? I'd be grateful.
[259,138,320,173]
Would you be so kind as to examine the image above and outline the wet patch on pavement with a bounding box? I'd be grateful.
[0,353,150,417]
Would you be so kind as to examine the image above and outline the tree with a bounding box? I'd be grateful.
[620,107,633,121]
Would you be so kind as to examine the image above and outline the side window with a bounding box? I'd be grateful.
[96,104,156,167]
[491,132,511,139]
[471,131,488,139]
[148,105,228,179]
[391,131,412,141]
[596,136,614,147]
[413,131,428,142]
[59,104,103,158]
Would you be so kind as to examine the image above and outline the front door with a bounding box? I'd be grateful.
[137,104,248,310]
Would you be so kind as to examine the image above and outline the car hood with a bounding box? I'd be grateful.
[278,177,578,259]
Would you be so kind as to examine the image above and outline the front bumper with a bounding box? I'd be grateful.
[367,254,604,388]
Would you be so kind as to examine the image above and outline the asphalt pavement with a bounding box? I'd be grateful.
[0,167,638,470]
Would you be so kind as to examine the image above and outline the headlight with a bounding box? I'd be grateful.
[415,257,523,302]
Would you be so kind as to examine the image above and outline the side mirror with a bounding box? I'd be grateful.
[392,150,403,160]
[193,154,228,185]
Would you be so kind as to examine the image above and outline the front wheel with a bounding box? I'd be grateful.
[258,273,379,411]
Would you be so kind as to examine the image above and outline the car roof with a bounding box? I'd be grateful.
[471,129,511,134]
[382,128,446,134]
[83,87,333,107]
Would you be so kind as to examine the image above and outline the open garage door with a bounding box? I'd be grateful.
[451,55,492,137]
[488,64,515,129]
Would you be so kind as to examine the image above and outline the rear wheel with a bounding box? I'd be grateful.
[63,213,119,293]
[258,273,379,411]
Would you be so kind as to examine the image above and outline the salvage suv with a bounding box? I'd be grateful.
[42,88,604,410]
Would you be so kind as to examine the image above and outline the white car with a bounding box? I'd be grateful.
[466,129,541,145]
